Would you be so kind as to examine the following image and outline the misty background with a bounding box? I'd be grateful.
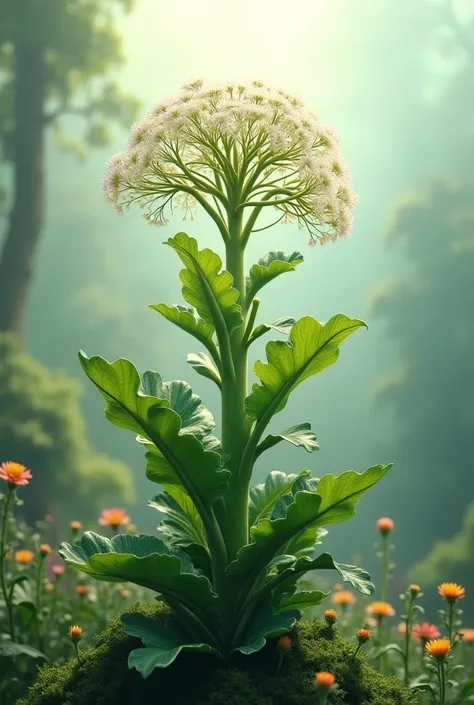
[1,0,473,609]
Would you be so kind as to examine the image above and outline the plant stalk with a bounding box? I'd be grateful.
[0,486,16,642]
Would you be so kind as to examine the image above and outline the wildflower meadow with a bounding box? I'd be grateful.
[0,80,472,705]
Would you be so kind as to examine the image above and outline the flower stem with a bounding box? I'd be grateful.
[438,659,446,705]
[403,595,413,684]
[381,533,390,602]
[74,642,82,666]
[0,486,16,642]
[447,602,454,643]
[35,556,45,650]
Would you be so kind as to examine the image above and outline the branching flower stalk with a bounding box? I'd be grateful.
[58,80,391,677]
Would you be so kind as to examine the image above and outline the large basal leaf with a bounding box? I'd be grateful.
[228,465,390,593]
[59,532,219,625]
[246,251,304,305]
[269,552,375,597]
[248,470,312,526]
[166,232,243,334]
[187,352,222,389]
[275,589,327,617]
[255,423,319,460]
[122,613,217,677]
[232,602,299,655]
[79,354,229,510]
[149,304,218,357]
[245,315,367,421]
[149,489,207,548]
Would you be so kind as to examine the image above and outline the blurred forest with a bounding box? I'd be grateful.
[0,0,472,602]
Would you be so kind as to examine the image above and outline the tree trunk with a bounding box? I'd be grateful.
[0,43,45,338]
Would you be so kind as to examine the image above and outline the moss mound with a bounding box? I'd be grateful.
[20,604,414,705]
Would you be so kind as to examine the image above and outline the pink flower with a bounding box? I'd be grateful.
[52,564,65,577]
[412,622,441,643]
[98,508,131,529]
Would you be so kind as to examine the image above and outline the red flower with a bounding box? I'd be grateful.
[0,462,32,487]
[412,622,440,643]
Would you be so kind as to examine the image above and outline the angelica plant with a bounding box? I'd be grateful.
[60,80,391,677]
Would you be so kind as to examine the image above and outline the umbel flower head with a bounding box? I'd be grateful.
[0,461,32,487]
[103,80,356,245]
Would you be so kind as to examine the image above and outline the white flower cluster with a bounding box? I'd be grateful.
[103,80,357,244]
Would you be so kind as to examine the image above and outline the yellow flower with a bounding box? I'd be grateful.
[409,584,421,596]
[15,549,34,565]
[0,462,32,487]
[366,601,395,618]
[425,638,451,660]
[437,582,465,603]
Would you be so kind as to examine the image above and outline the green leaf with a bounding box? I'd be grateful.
[122,613,217,677]
[276,589,327,616]
[166,232,243,334]
[150,304,218,359]
[233,602,299,655]
[228,466,389,596]
[372,643,404,659]
[79,353,229,514]
[187,352,222,389]
[248,317,295,345]
[249,470,312,526]
[246,251,304,305]
[59,532,219,626]
[268,552,375,597]
[245,315,367,421]
[149,489,207,548]
[0,642,47,661]
[255,423,319,460]
[139,372,216,441]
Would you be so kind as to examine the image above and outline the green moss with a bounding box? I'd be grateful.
[19,604,415,705]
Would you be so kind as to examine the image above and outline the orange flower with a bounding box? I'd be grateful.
[367,601,395,618]
[333,583,343,591]
[278,635,292,650]
[324,609,337,625]
[15,549,34,565]
[409,584,421,597]
[70,520,82,532]
[69,625,83,642]
[438,582,465,603]
[75,584,90,597]
[412,622,440,643]
[332,590,356,607]
[39,544,51,557]
[51,564,65,576]
[45,582,55,593]
[0,462,32,487]
[119,588,131,599]
[425,638,451,660]
[314,671,336,688]
[98,508,131,529]
[376,517,394,534]
[357,628,372,643]
[460,628,474,644]
[398,622,407,635]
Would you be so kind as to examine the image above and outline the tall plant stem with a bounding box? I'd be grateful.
[438,660,446,705]
[447,602,454,643]
[0,486,16,641]
[220,207,250,560]
[403,595,413,684]
[381,533,390,602]
[35,556,45,649]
